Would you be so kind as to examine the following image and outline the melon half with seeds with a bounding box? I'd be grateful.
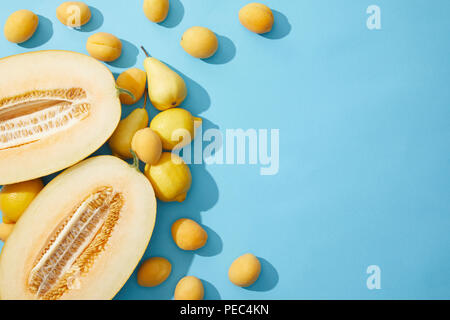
[0,156,157,300]
[0,51,121,185]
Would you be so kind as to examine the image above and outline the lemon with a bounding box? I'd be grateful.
[0,179,44,223]
[144,152,192,202]
[150,108,202,150]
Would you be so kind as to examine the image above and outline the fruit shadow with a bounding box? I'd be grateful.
[203,35,236,65]
[160,62,212,115]
[19,15,53,49]
[261,10,291,40]
[244,258,279,292]
[115,159,220,300]
[76,6,104,32]
[107,40,139,68]
[158,0,184,28]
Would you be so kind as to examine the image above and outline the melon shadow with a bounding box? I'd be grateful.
[19,15,53,49]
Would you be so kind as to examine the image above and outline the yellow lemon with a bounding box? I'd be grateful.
[0,179,44,223]
[144,152,192,202]
[150,108,202,150]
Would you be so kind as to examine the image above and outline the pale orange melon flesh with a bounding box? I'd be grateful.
[0,156,156,300]
[0,51,121,185]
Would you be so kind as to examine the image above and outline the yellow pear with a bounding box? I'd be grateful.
[141,47,187,111]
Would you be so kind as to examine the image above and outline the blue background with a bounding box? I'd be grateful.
[1,0,449,300]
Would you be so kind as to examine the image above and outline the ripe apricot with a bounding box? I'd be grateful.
[174,276,204,300]
[143,0,169,23]
[3,9,39,43]
[171,218,208,251]
[131,128,162,165]
[228,253,261,287]
[56,1,91,28]
[116,68,147,105]
[86,32,122,62]
[239,3,274,34]
[180,26,218,59]
[137,257,172,287]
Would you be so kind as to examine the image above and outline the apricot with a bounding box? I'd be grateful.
[116,68,147,105]
[0,179,44,223]
[239,3,274,34]
[131,128,162,165]
[86,32,122,62]
[171,218,208,251]
[56,1,91,28]
[174,276,204,300]
[143,0,169,23]
[228,253,261,287]
[180,26,218,59]
[3,9,39,44]
[137,257,172,287]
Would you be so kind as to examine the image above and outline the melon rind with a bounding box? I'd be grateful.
[0,156,157,300]
[0,51,121,185]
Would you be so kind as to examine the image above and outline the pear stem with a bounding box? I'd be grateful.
[141,46,150,58]
[116,86,136,102]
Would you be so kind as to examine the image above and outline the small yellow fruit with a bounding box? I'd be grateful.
[132,128,163,165]
[0,223,14,242]
[144,152,192,202]
[137,257,172,287]
[86,32,122,62]
[116,68,147,105]
[0,179,43,223]
[150,108,202,150]
[143,0,169,23]
[174,276,204,300]
[171,218,208,251]
[180,26,219,59]
[56,1,91,28]
[239,3,274,34]
[228,253,261,287]
[3,9,39,44]
[109,108,149,159]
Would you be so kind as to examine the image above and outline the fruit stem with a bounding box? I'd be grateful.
[141,46,150,58]
[116,86,136,102]
[130,150,140,172]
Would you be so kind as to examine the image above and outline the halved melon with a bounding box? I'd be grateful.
[0,156,156,300]
[0,51,121,185]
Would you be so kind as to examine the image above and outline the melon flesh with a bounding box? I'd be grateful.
[0,51,121,185]
[0,156,156,300]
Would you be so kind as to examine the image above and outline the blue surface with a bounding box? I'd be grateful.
[1,0,450,300]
